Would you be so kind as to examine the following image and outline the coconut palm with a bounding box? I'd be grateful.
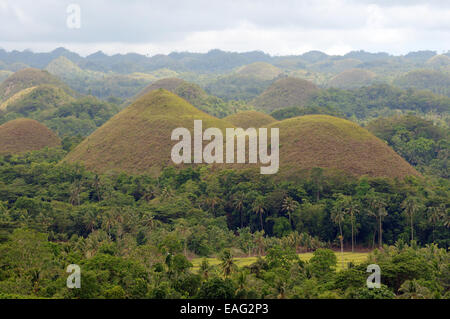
[331,203,346,255]
[282,196,299,227]
[427,205,443,241]
[398,280,431,299]
[252,196,266,231]
[199,258,211,279]
[233,192,246,228]
[368,194,387,248]
[401,196,422,242]
[220,249,237,278]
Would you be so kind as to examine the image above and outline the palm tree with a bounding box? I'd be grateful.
[236,271,247,293]
[282,196,299,227]
[368,194,387,248]
[175,219,191,257]
[398,280,431,299]
[204,196,221,217]
[92,174,102,201]
[252,196,266,231]
[442,210,450,228]
[348,198,360,253]
[253,230,265,256]
[160,186,173,201]
[220,249,236,278]
[233,192,246,228]
[401,197,421,242]
[199,258,211,279]
[427,205,443,241]
[69,181,83,206]
[331,202,346,256]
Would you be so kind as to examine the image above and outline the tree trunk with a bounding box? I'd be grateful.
[411,215,414,242]
[379,218,382,248]
[240,210,243,228]
[351,211,354,253]
[260,213,263,231]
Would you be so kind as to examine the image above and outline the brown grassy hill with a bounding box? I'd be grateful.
[327,68,377,89]
[268,115,419,179]
[0,84,75,113]
[64,94,417,179]
[425,55,450,69]
[45,56,84,78]
[135,78,185,99]
[0,68,71,102]
[394,69,450,96]
[224,111,277,128]
[235,62,283,80]
[0,118,61,155]
[63,89,232,175]
[135,79,232,118]
[251,77,319,112]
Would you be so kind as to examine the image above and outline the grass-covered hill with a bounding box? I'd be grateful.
[63,89,232,175]
[327,68,377,89]
[64,91,418,179]
[0,70,12,84]
[0,118,61,155]
[251,77,319,112]
[235,62,283,80]
[205,63,284,101]
[0,85,75,115]
[269,115,419,178]
[135,78,186,98]
[224,110,277,128]
[0,68,72,102]
[136,78,244,118]
[0,83,120,137]
[45,56,84,78]
[425,54,450,69]
[394,69,450,97]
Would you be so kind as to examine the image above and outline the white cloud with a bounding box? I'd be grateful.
[0,0,448,55]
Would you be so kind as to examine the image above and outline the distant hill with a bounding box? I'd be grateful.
[425,55,450,69]
[63,89,232,175]
[0,68,72,102]
[0,85,75,114]
[224,111,277,128]
[45,56,85,78]
[0,118,61,155]
[136,78,234,117]
[269,115,419,178]
[0,70,12,83]
[309,58,362,73]
[206,62,284,101]
[394,69,450,97]
[327,68,377,89]
[235,62,283,80]
[135,78,186,98]
[251,77,319,112]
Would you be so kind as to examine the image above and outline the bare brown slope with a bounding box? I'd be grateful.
[64,89,232,175]
[224,111,277,128]
[0,118,61,155]
[269,115,419,178]
[251,77,319,112]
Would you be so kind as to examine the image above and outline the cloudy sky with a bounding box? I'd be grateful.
[0,0,449,56]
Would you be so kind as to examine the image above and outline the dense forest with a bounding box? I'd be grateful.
[0,147,448,299]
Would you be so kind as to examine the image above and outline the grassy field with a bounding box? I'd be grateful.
[191,251,370,272]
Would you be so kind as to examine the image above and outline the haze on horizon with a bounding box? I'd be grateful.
[0,0,449,57]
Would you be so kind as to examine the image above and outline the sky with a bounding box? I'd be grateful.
[0,0,449,57]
